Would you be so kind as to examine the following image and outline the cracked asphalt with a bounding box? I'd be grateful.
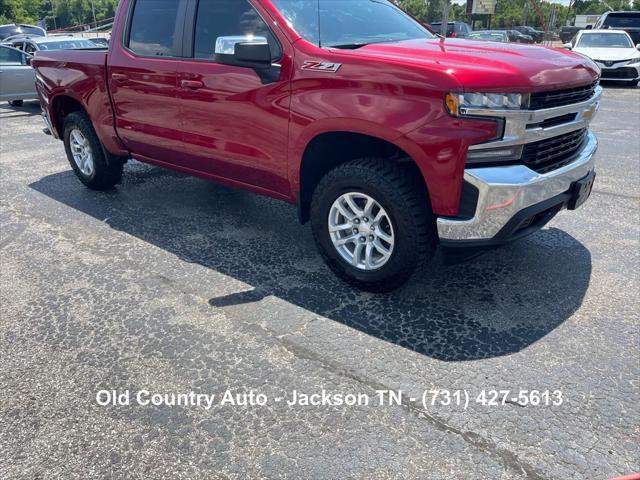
[1,85,639,480]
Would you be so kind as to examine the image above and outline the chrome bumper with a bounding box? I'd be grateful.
[438,131,597,241]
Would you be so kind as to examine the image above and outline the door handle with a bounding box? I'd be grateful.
[180,79,204,90]
[111,73,128,82]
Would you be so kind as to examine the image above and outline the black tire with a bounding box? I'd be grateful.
[63,111,124,190]
[310,158,437,292]
[8,100,23,107]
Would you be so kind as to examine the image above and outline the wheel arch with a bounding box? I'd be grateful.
[50,94,86,139]
[296,130,430,224]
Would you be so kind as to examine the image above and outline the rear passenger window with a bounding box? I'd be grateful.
[194,0,281,61]
[128,0,182,57]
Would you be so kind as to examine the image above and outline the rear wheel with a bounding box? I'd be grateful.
[8,100,23,107]
[63,111,124,190]
[310,158,437,292]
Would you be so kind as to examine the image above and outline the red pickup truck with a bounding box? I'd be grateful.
[32,0,601,291]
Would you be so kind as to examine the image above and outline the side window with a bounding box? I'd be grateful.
[128,0,182,57]
[0,46,24,65]
[24,43,37,55]
[194,0,281,61]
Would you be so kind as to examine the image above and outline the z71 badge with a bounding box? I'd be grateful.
[302,61,342,73]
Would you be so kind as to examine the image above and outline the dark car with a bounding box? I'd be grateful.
[560,26,582,43]
[506,30,535,43]
[513,26,544,43]
[429,21,472,38]
[594,11,640,45]
[0,24,46,41]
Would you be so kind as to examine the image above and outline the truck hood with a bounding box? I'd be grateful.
[349,38,599,92]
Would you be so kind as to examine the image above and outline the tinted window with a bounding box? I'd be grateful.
[128,0,182,56]
[0,46,25,64]
[604,13,640,28]
[194,0,281,60]
[272,0,432,48]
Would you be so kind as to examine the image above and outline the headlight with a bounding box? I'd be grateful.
[628,57,640,65]
[445,92,527,116]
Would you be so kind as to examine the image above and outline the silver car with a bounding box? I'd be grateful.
[0,44,36,106]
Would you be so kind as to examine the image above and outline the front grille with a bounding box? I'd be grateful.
[529,82,597,110]
[521,129,587,174]
[601,67,637,79]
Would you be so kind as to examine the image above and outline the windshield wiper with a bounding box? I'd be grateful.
[328,43,370,50]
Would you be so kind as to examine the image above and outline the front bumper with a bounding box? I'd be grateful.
[438,130,597,245]
[438,84,601,245]
[596,61,640,82]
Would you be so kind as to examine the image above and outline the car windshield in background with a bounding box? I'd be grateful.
[468,32,508,42]
[577,33,633,48]
[604,13,640,28]
[271,0,433,48]
[37,39,98,50]
[0,25,45,40]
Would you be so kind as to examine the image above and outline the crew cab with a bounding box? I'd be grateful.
[32,0,601,291]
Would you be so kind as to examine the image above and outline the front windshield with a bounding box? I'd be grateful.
[468,32,507,42]
[577,33,633,48]
[37,39,98,50]
[271,0,433,48]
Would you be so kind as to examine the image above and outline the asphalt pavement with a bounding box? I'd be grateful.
[0,85,638,480]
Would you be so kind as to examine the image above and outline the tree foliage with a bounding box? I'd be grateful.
[0,0,119,30]
[396,0,638,30]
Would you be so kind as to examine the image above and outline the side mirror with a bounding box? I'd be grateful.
[585,25,593,30]
[637,44,640,50]
[214,36,271,69]
[563,43,572,50]
[22,54,32,66]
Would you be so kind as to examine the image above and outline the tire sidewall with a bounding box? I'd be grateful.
[311,174,420,285]
[64,116,97,185]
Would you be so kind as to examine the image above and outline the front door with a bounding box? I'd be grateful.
[177,0,291,195]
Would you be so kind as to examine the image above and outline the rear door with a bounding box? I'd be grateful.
[175,0,292,194]
[0,46,34,100]
[107,0,186,162]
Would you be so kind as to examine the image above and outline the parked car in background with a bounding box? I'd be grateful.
[513,26,544,43]
[567,29,640,86]
[428,21,472,38]
[0,24,46,41]
[467,30,509,42]
[0,44,36,106]
[560,26,582,43]
[5,35,100,54]
[594,11,640,45]
[506,30,534,43]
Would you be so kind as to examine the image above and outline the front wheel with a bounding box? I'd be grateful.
[63,111,124,190]
[310,158,437,292]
